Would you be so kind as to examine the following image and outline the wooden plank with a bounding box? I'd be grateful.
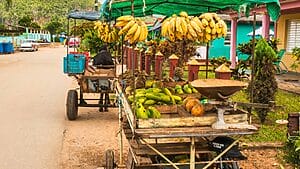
[137,156,152,165]
[138,113,247,128]
[135,127,257,138]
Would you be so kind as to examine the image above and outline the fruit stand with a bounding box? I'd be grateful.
[96,0,282,168]
[62,0,281,168]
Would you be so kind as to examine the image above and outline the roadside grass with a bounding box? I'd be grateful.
[231,89,300,143]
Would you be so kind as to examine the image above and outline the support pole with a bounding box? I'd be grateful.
[230,17,238,69]
[190,137,196,169]
[205,43,209,79]
[250,11,257,111]
[262,13,270,40]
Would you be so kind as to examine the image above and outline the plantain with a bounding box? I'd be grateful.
[187,24,197,38]
[190,20,202,34]
[132,25,141,43]
[179,11,188,18]
[201,18,209,27]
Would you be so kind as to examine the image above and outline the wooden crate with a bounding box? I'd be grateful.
[138,105,248,129]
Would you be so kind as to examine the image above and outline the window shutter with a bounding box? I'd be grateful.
[286,19,300,52]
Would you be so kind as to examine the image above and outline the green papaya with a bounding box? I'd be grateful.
[152,81,163,88]
[152,88,162,93]
[144,99,156,105]
[148,106,161,119]
[175,84,182,90]
[161,95,171,103]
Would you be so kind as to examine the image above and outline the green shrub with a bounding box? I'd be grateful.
[284,136,300,167]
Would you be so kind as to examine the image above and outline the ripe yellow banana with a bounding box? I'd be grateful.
[205,26,211,34]
[117,15,134,22]
[211,28,217,35]
[187,24,197,38]
[139,24,148,41]
[127,23,138,36]
[193,17,205,30]
[116,20,128,27]
[161,20,170,37]
[190,20,202,34]
[119,20,135,35]
[132,25,141,42]
[175,17,183,33]
[179,11,188,18]
[209,20,215,28]
[205,33,211,41]
[180,17,188,35]
[201,18,209,27]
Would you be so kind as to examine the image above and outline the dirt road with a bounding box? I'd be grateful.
[0,46,72,169]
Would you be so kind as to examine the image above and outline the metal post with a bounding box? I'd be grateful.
[206,43,209,79]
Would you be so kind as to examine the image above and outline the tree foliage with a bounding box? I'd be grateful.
[0,0,94,31]
[248,38,278,123]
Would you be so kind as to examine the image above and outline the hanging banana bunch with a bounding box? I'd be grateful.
[161,11,204,42]
[161,11,227,43]
[198,13,227,43]
[116,15,148,44]
[94,21,119,43]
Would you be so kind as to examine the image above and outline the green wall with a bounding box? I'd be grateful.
[209,22,274,61]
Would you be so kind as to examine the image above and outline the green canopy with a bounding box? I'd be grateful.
[108,0,280,21]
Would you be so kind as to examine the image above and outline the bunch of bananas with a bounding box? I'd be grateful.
[198,13,227,43]
[161,12,200,42]
[116,15,148,44]
[161,12,227,43]
[94,21,119,43]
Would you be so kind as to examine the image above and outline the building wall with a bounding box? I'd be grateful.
[277,13,300,72]
[209,22,274,61]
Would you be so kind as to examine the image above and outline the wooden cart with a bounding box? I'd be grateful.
[109,80,257,169]
[66,65,117,120]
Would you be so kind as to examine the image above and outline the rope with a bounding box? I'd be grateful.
[143,0,147,15]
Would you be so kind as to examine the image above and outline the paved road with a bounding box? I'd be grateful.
[0,46,72,169]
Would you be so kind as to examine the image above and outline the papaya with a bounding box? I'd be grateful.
[191,103,205,116]
[136,89,146,93]
[152,88,162,93]
[135,93,145,98]
[185,99,200,112]
[182,96,197,106]
[138,97,146,104]
[176,88,184,94]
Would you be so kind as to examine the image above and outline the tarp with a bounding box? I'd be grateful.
[247,26,274,36]
[108,0,280,21]
[68,11,100,21]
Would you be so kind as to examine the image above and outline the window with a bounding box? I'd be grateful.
[286,19,300,52]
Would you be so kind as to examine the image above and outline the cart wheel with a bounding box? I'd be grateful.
[66,90,78,120]
[105,149,115,169]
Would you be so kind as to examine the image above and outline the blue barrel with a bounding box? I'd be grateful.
[0,43,3,54]
[3,42,14,53]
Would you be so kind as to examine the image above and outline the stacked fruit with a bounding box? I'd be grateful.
[116,15,148,44]
[94,21,119,43]
[183,97,205,117]
[161,11,227,43]
[198,13,227,43]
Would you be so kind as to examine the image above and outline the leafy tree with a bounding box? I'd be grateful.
[18,16,33,27]
[248,39,278,123]
[44,20,63,41]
